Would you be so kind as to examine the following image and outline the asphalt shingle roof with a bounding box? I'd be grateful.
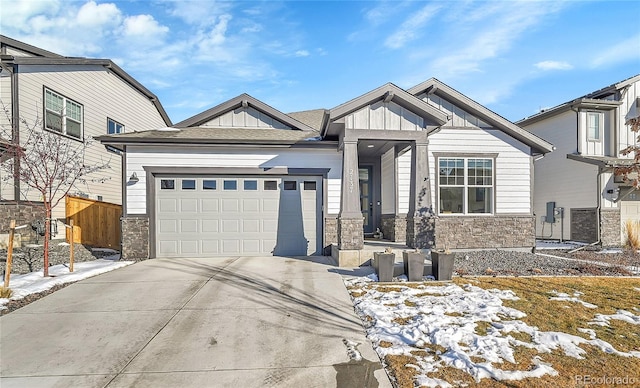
[101,127,321,144]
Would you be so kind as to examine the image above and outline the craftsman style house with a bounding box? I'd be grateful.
[0,35,171,239]
[100,79,553,264]
[519,74,640,246]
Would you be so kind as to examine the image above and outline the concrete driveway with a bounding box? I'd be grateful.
[0,256,391,388]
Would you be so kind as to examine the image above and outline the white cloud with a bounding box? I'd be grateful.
[590,34,640,68]
[295,50,309,57]
[167,0,232,26]
[384,3,442,49]
[535,61,573,71]
[76,1,121,27]
[123,14,169,38]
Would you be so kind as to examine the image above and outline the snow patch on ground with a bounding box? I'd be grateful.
[346,280,640,387]
[588,310,640,327]
[535,240,587,250]
[548,290,598,309]
[0,260,133,310]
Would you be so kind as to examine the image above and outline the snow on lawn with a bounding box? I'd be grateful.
[346,278,640,387]
[548,290,598,309]
[589,310,640,327]
[0,259,133,310]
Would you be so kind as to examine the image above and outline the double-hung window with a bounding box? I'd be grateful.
[587,112,602,141]
[439,157,493,214]
[44,88,83,139]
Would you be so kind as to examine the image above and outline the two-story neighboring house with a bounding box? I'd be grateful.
[518,74,640,246]
[0,35,171,240]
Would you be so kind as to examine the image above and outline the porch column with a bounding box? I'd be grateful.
[338,140,364,250]
[406,140,435,248]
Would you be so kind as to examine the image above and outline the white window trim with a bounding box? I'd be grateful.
[44,88,83,140]
[586,111,603,142]
[437,156,495,216]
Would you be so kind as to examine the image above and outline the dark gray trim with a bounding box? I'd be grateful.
[0,35,62,58]
[566,153,634,168]
[146,170,156,259]
[11,62,19,200]
[343,129,428,143]
[174,93,315,131]
[433,152,499,158]
[121,146,127,215]
[96,137,337,149]
[517,98,621,126]
[530,156,534,215]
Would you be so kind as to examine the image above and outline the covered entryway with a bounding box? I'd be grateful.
[155,175,322,257]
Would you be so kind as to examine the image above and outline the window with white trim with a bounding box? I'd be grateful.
[44,88,83,139]
[587,112,602,141]
[107,118,124,134]
[439,157,493,214]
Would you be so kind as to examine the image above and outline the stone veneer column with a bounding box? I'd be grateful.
[338,140,364,250]
[406,140,435,248]
[121,216,150,261]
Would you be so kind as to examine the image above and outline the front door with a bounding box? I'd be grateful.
[359,166,374,234]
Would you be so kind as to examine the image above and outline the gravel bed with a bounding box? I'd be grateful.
[1,242,118,274]
[453,250,637,277]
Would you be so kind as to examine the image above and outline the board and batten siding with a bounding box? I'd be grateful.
[381,148,396,214]
[417,93,491,128]
[345,101,424,130]
[15,64,167,221]
[199,106,290,129]
[397,150,411,214]
[617,79,639,157]
[125,146,343,215]
[522,110,597,240]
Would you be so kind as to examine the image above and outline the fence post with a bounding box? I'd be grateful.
[4,219,16,288]
[69,219,74,272]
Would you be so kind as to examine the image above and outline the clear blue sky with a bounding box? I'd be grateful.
[2,0,639,124]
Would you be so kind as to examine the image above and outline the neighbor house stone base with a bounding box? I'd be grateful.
[380,214,407,242]
[121,216,149,261]
[338,217,364,250]
[601,209,621,247]
[0,201,46,246]
[323,216,338,255]
[432,215,535,249]
[406,216,435,249]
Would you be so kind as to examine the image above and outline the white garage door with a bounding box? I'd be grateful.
[155,176,322,257]
[621,192,640,244]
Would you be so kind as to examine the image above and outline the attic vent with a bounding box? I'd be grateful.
[241,99,249,108]
[383,91,394,103]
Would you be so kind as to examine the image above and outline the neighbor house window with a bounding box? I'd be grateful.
[107,118,124,134]
[44,88,83,139]
[439,158,493,214]
[587,112,602,141]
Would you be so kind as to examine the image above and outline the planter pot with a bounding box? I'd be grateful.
[431,251,455,281]
[373,252,395,282]
[402,251,425,281]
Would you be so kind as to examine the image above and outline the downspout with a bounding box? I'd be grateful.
[8,61,21,200]
[596,167,602,246]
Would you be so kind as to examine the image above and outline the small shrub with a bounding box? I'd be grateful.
[0,286,13,298]
[624,219,640,251]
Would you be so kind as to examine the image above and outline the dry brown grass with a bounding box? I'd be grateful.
[625,219,640,250]
[369,277,640,388]
[0,286,13,298]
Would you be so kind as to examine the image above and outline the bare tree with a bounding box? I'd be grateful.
[1,101,109,276]
[616,117,640,187]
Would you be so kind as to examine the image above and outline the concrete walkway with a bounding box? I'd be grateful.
[0,256,391,388]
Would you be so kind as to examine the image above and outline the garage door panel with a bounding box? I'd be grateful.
[180,199,198,212]
[156,176,320,257]
[201,199,219,212]
[202,219,219,233]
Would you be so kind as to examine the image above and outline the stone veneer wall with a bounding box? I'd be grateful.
[324,216,338,255]
[433,216,535,249]
[600,209,621,247]
[338,217,364,250]
[570,208,598,242]
[0,201,46,244]
[406,216,435,249]
[122,216,149,261]
[380,214,407,242]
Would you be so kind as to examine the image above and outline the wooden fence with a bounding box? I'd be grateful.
[65,196,122,248]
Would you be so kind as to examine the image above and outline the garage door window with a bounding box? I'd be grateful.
[182,180,196,190]
[223,180,237,190]
[304,181,316,190]
[203,180,216,190]
[161,179,175,190]
[244,180,258,190]
[264,180,277,190]
[284,181,297,190]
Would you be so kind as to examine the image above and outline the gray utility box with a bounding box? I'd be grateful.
[431,251,455,281]
[402,251,425,281]
[373,252,395,282]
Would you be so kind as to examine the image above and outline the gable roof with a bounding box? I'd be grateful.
[326,83,448,134]
[409,78,554,154]
[174,93,316,131]
[517,74,639,126]
[287,109,328,131]
[0,35,172,127]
